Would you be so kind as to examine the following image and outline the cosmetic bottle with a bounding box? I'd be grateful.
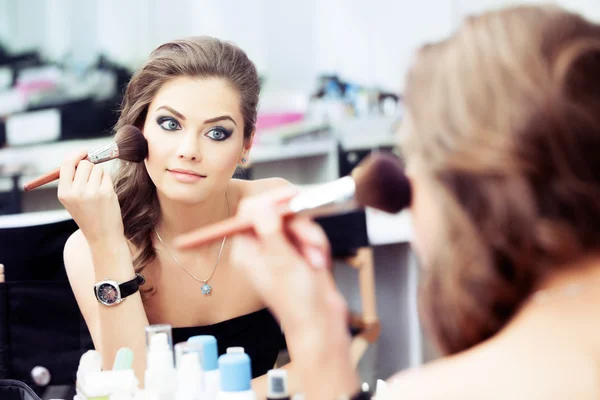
[133,390,160,400]
[78,371,111,399]
[175,352,203,400]
[145,325,174,363]
[187,335,220,400]
[112,348,134,371]
[174,341,189,369]
[75,350,102,399]
[373,379,389,400]
[144,326,177,400]
[266,370,290,400]
[226,347,245,354]
[108,370,139,399]
[217,353,256,400]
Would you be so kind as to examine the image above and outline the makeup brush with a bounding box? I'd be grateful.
[174,152,412,250]
[22,125,148,191]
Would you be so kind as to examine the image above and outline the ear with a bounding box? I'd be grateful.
[244,130,255,152]
[240,130,255,163]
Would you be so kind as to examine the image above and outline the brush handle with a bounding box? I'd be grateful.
[22,154,89,191]
[175,204,295,249]
[22,167,62,191]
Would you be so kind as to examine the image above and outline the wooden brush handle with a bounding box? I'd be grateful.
[22,167,61,191]
[22,153,89,191]
[175,203,295,249]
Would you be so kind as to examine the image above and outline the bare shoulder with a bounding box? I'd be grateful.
[231,177,294,199]
[385,352,483,398]
[386,337,599,399]
[385,338,523,398]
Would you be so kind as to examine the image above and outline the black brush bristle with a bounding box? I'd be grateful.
[114,125,148,162]
[352,153,411,213]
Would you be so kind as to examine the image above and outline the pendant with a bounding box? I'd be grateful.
[201,283,212,295]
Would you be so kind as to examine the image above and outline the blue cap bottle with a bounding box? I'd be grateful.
[218,352,256,399]
[188,335,220,398]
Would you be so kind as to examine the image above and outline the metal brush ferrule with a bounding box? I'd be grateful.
[87,142,119,164]
[288,176,358,218]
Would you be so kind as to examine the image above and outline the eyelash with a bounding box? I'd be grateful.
[157,116,181,131]
[156,117,233,141]
[206,126,233,141]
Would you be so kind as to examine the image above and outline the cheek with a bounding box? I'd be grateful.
[142,130,176,181]
[203,142,241,172]
[410,205,429,267]
[409,184,442,269]
[147,138,171,162]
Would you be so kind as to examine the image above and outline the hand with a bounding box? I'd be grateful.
[58,151,124,245]
[231,186,359,398]
[230,186,348,343]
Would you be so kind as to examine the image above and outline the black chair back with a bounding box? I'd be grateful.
[0,211,93,398]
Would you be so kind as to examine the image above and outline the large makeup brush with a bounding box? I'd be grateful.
[174,152,412,250]
[22,125,148,191]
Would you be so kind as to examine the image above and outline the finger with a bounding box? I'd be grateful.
[100,172,113,192]
[254,184,299,203]
[58,150,88,191]
[248,203,306,270]
[88,164,104,188]
[230,232,274,292]
[230,231,260,269]
[286,217,331,269]
[237,185,298,219]
[72,160,94,188]
[287,216,330,250]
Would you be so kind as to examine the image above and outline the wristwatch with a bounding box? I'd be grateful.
[94,273,145,306]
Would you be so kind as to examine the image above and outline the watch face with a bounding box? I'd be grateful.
[97,282,120,305]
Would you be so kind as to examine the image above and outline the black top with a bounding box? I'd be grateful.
[172,308,284,378]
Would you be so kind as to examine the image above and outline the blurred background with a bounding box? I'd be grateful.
[0,0,598,213]
[0,1,598,398]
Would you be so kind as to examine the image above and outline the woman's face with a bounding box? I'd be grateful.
[142,76,251,204]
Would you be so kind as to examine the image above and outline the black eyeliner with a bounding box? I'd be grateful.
[209,126,233,141]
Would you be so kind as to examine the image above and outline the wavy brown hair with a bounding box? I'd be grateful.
[112,37,260,290]
[402,6,600,355]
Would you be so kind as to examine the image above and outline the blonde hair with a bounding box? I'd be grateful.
[403,6,600,354]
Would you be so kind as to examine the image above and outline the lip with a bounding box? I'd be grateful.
[167,168,206,183]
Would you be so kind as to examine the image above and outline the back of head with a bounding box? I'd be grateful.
[402,6,600,354]
[112,37,260,290]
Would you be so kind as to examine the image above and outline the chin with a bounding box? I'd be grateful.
[160,185,212,205]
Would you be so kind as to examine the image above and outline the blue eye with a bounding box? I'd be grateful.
[157,117,181,131]
[206,127,232,141]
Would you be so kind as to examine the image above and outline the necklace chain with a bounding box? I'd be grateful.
[155,191,229,291]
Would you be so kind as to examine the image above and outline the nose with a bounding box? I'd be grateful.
[176,131,201,162]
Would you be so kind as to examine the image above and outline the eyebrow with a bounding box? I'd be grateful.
[156,106,186,120]
[203,115,237,126]
[156,106,237,126]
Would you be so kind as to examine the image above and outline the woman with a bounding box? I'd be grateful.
[230,5,600,399]
[58,37,292,394]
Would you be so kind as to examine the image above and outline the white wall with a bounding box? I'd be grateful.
[0,0,15,49]
[2,0,599,92]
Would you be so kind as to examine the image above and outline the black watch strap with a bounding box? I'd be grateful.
[119,273,146,298]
